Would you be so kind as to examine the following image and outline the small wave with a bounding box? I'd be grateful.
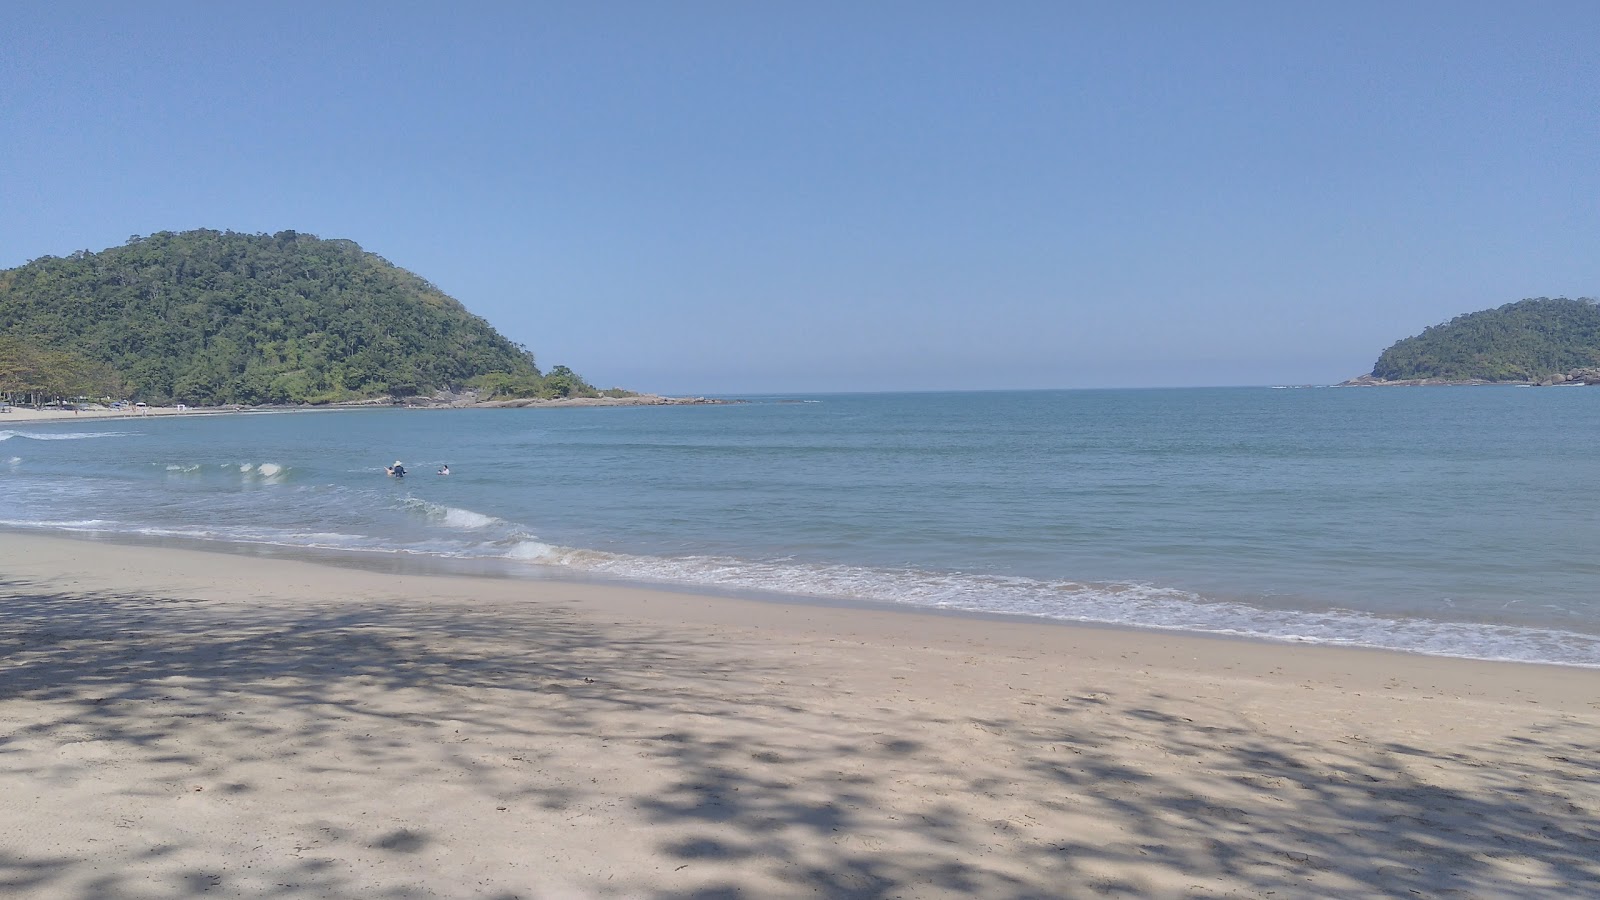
[236,462,287,480]
[0,430,128,442]
[0,517,392,551]
[403,498,506,530]
[504,540,560,560]
[0,517,118,531]
[441,507,497,529]
[164,464,202,473]
[7,500,1595,667]
[493,548,1600,668]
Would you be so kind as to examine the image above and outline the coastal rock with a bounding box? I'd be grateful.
[1532,368,1600,386]
[469,395,735,409]
[1337,374,1496,387]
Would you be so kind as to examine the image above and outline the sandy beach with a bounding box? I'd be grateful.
[1,534,1596,899]
[1,406,217,424]
[0,395,720,426]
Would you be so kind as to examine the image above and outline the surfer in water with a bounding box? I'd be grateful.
[386,460,406,478]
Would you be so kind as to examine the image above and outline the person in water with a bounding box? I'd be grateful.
[438,464,450,475]
[386,460,406,478]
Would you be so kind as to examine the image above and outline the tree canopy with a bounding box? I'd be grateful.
[1370,297,1600,382]
[0,229,602,404]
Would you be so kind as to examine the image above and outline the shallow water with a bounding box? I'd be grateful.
[4,387,1599,665]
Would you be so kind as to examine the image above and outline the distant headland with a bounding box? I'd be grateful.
[1342,297,1600,386]
[0,229,655,407]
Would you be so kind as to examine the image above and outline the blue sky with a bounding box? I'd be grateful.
[3,3,1596,393]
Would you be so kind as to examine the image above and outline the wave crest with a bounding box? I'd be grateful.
[403,498,504,530]
[500,548,1600,668]
[0,430,127,442]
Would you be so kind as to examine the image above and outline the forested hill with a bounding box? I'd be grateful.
[1368,297,1600,383]
[0,229,588,405]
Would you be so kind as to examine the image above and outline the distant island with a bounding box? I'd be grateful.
[0,229,627,406]
[1344,297,1600,386]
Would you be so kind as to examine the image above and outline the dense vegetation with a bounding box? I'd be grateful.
[1371,297,1600,382]
[0,229,603,404]
[0,336,126,404]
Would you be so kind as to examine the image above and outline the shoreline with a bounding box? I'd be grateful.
[1,524,1318,654]
[2,532,1597,897]
[1339,375,1600,387]
[0,394,731,424]
[10,524,1598,672]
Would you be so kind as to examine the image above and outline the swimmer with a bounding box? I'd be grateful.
[386,460,407,478]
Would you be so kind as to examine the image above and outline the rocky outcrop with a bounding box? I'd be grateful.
[1339,374,1496,386]
[1536,368,1600,386]
[1341,368,1600,387]
[470,394,735,408]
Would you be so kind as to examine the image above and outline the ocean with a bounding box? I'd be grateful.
[4,387,1599,667]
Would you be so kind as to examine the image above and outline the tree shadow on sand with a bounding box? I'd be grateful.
[1,576,1597,898]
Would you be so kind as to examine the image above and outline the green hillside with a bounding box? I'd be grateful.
[1370,297,1600,382]
[0,229,595,405]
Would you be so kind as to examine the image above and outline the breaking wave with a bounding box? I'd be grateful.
[0,430,128,442]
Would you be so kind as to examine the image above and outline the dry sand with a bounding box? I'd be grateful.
[1,406,208,424]
[1,534,1596,899]
[0,395,715,426]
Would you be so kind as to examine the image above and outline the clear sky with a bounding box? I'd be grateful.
[3,3,1597,393]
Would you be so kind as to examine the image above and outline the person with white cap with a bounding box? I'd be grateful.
[386,460,406,478]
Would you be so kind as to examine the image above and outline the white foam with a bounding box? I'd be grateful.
[0,518,117,531]
[165,464,201,473]
[492,547,1600,668]
[443,507,496,529]
[233,462,287,480]
[403,498,504,530]
[0,517,388,553]
[505,540,559,560]
[0,430,127,442]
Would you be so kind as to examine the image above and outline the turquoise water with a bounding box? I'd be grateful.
[4,387,1600,666]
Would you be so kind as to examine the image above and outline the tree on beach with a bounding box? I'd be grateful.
[0,336,124,406]
[539,365,592,399]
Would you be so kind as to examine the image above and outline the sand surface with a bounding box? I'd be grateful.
[1,534,1597,898]
[0,395,712,425]
[1,406,207,424]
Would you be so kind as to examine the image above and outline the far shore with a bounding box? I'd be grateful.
[1340,372,1600,387]
[0,393,730,424]
[2,531,1597,897]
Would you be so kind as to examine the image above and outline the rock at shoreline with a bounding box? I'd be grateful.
[1340,367,1600,387]
[1337,374,1496,387]
[466,395,733,409]
[358,388,735,409]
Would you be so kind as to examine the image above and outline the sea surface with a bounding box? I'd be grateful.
[4,388,1599,667]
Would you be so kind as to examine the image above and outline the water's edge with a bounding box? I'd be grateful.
[8,524,1593,671]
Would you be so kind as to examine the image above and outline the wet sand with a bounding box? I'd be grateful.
[1,533,1596,898]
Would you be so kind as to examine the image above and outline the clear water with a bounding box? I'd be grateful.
[4,387,1599,666]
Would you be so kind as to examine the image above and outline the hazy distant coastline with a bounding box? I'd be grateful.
[1340,369,1600,387]
[2,393,733,424]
